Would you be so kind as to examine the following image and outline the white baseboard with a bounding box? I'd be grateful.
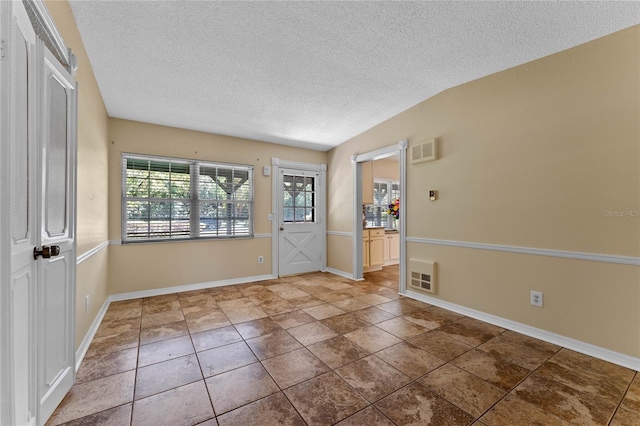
[325,267,360,281]
[75,274,277,371]
[405,290,640,371]
[75,297,110,372]
[75,271,639,373]
[108,274,277,302]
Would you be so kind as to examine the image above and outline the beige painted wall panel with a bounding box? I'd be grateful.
[405,31,640,255]
[108,119,326,293]
[109,238,272,294]
[327,234,353,274]
[372,158,399,181]
[409,242,640,357]
[327,27,640,356]
[75,249,109,349]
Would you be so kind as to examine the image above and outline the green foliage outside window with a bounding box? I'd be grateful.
[122,155,253,241]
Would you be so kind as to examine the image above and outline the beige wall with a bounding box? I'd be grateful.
[372,158,399,181]
[327,235,353,274]
[108,119,326,293]
[46,1,110,349]
[327,26,640,357]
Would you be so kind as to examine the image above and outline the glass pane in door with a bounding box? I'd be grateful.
[283,174,315,223]
[45,75,68,236]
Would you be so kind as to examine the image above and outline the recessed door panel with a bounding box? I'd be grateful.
[11,269,35,425]
[40,256,73,400]
[44,74,68,237]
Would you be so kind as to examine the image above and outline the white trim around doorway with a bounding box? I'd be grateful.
[352,140,408,292]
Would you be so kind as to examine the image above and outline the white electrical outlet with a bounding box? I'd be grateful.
[258,255,264,264]
[530,291,543,307]
[85,294,90,312]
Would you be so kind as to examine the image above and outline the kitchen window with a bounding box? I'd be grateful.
[122,153,253,242]
[365,179,399,229]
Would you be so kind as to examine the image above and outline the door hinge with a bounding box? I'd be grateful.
[1,39,6,61]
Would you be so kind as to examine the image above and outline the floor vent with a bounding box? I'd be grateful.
[411,139,437,164]
[409,259,436,294]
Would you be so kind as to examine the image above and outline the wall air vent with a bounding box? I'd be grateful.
[409,259,436,294]
[411,139,437,164]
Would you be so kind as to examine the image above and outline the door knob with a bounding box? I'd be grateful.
[34,245,60,260]
[280,226,285,231]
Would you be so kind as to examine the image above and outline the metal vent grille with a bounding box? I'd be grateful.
[408,259,436,294]
[411,271,432,291]
[410,139,437,164]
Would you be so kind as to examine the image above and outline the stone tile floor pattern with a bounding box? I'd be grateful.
[47,266,639,426]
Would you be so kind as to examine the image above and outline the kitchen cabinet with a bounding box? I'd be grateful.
[384,232,400,264]
[362,161,373,205]
[363,228,385,271]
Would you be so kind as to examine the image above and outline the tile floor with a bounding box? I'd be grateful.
[47,266,639,426]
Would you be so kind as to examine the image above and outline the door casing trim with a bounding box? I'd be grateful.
[352,140,408,293]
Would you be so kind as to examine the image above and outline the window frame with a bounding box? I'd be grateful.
[282,172,317,224]
[121,153,254,243]
[365,179,399,230]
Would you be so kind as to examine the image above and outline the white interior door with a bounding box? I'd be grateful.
[36,46,76,424]
[278,169,322,276]
[2,2,76,424]
[7,3,38,425]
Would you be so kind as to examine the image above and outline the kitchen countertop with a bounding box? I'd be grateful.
[363,226,398,234]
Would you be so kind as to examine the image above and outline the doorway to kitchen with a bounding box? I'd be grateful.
[352,140,407,293]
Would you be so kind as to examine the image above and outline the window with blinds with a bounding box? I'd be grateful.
[365,179,399,229]
[122,154,253,242]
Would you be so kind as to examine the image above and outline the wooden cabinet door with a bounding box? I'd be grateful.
[363,237,370,267]
[369,235,385,266]
[384,236,390,261]
[389,234,400,260]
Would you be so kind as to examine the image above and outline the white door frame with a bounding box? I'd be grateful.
[271,158,327,277]
[352,140,408,293]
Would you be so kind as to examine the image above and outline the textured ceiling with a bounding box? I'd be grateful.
[69,1,640,151]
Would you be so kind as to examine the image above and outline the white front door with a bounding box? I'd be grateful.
[2,2,76,425]
[36,46,76,423]
[278,169,322,276]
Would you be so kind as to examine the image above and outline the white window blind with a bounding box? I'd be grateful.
[122,153,253,242]
[365,179,399,230]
